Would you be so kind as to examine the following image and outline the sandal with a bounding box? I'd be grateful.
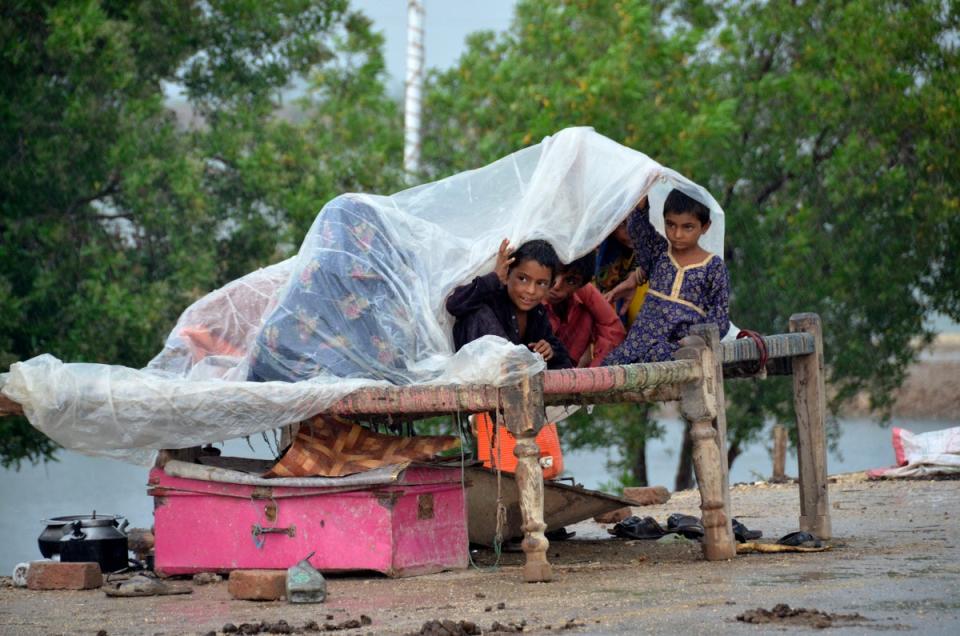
[104,574,193,597]
[666,513,704,540]
[545,527,577,541]
[609,516,667,540]
[732,518,763,542]
[777,531,822,548]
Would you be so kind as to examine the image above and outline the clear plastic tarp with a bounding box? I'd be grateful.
[1,127,729,464]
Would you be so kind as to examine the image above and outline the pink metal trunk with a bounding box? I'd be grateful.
[148,466,468,577]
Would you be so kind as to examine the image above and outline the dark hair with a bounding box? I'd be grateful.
[509,240,561,279]
[559,251,596,287]
[664,189,710,225]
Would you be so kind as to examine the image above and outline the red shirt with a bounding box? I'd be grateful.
[545,283,626,367]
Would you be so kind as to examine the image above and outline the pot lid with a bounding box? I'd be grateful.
[42,512,124,526]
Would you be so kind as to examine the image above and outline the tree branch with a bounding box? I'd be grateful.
[65,174,122,217]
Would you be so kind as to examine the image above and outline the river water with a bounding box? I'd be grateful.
[2,416,955,574]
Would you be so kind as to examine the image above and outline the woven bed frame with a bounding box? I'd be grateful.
[268,312,831,582]
[0,313,831,583]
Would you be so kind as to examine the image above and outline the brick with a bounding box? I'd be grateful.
[26,561,102,590]
[622,486,671,506]
[593,507,633,524]
[228,570,286,601]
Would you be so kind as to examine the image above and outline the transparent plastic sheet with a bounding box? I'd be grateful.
[2,128,729,464]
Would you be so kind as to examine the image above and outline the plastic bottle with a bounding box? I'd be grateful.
[286,551,326,603]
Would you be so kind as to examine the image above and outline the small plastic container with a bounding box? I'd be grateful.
[286,552,326,603]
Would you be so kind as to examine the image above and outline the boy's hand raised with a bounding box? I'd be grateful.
[494,238,515,284]
[529,339,554,361]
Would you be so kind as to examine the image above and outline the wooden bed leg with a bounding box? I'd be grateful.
[790,313,832,539]
[502,373,552,583]
[676,336,736,561]
[690,324,732,526]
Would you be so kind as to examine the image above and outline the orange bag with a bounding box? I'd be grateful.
[473,412,564,480]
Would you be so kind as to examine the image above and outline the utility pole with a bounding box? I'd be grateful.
[404,0,425,179]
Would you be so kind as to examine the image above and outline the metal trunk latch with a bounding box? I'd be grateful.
[251,524,296,549]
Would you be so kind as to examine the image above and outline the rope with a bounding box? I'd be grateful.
[737,329,769,376]
[493,400,506,556]
[456,409,501,571]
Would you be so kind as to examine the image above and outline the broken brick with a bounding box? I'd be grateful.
[26,561,102,590]
[593,507,633,524]
[622,486,671,506]
[228,569,286,601]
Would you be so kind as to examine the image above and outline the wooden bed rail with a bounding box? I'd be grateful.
[0,313,830,584]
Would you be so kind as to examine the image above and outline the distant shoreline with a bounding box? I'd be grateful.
[841,333,960,421]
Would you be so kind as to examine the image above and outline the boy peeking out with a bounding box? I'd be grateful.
[446,239,573,370]
[545,252,626,367]
[446,238,572,486]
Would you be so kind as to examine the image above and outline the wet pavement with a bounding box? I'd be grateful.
[1,474,958,635]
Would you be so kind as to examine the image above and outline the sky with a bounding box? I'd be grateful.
[352,0,517,95]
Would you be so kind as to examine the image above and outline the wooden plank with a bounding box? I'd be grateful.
[324,384,501,416]
[312,360,700,418]
[542,385,681,406]
[465,466,635,545]
[789,313,832,539]
[542,359,700,395]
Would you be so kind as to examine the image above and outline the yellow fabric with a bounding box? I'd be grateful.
[626,282,648,326]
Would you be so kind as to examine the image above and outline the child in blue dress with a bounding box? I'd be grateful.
[602,190,729,364]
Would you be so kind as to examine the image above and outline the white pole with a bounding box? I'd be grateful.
[404,0,425,178]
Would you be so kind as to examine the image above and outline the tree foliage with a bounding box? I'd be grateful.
[422,0,960,486]
[0,1,403,468]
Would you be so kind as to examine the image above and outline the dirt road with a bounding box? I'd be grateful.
[2,473,958,635]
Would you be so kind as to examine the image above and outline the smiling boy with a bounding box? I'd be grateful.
[446,239,573,370]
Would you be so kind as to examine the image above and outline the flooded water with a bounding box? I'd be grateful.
[1,417,955,574]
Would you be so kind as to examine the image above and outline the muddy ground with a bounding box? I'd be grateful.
[2,473,958,635]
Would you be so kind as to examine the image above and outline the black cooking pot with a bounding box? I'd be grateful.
[39,513,129,572]
[59,518,129,572]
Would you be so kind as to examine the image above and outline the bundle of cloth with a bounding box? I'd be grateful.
[867,426,960,479]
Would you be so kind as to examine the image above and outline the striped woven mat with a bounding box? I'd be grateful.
[265,414,460,478]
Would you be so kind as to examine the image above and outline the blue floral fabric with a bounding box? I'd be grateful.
[247,196,418,384]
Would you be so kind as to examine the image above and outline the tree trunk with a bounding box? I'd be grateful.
[630,436,649,486]
[674,419,695,490]
[727,440,742,470]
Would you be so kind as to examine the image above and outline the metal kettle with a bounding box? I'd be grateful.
[58,513,130,573]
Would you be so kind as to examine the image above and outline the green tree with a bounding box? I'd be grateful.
[707,0,960,469]
[0,1,403,468]
[423,0,960,488]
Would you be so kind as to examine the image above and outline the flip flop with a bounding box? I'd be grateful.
[732,518,763,542]
[738,542,831,554]
[609,516,667,540]
[104,575,193,597]
[777,531,822,548]
[666,513,704,540]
